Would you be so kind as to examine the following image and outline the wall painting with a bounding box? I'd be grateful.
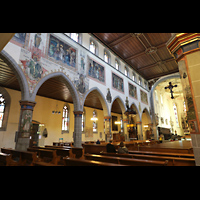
[140,90,148,105]
[112,72,124,93]
[88,57,105,84]
[129,82,137,99]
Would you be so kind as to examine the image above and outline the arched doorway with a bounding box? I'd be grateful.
[141,108,152,140]
[82,87,109,142]
[129,103,140,140]
[110,96,126,141]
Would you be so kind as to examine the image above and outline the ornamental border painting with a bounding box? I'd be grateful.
[48,34,77,70]
[87,57,105,85]
[140,89,148,105]
[112,72,124,93]
[128,82,137,99]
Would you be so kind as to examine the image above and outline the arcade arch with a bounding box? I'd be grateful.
[141,107,152,140]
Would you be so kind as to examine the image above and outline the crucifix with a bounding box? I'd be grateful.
[164,82,177,99]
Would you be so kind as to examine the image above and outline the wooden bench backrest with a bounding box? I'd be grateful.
[100,152,195,166]
[63,157,126,166]
[85,154,168,166]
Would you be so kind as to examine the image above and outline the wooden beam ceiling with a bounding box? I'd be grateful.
[91,33,178,80]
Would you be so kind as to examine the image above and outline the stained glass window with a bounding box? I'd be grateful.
[82,109,85,132]
[62,105,69,131]
[0,94,5,128]
[115,60,119,70]
[104,51,109,63]
[92,110,97,132]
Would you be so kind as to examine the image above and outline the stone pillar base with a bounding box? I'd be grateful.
[15,138,30,151]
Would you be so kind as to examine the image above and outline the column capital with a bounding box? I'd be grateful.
[19,100,36,111]
[167,33,200,61]
[73,111,83,117]
[136,121,142,125]
[104,116,111,121]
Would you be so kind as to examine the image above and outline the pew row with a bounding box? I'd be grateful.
[1,148,38,166]
[128,150,194,158]
[63,157,126,166]
[100,152,195,166]
[84,154,168,166]
[0,152,16,166]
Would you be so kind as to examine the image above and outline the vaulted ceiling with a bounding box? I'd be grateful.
[91,33,178,80]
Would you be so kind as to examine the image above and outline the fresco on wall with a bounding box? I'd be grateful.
[140,90,148,104]
[88,57,105,83]
[19,33,49,93]
[112,72,124,92]
[129,83,137,99]
[73,50,89,94]
[48,34,76,68]
[11,33,27,46]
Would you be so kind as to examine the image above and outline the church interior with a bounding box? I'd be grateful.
[0,33,199,166]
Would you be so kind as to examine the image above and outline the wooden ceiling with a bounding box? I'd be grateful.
[91,33,178,80]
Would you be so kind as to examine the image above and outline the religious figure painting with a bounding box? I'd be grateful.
[112,72,124,93]
[11,33,27,47]
[88,58,105,83]
[140,90,148,105]
[129,83,137,99]
[48,34,76,68]
[19,33,49,93]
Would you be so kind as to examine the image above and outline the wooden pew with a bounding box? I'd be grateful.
[84,154,168,166]
[100,152,195,166]
[0,152,15,166]
[27,148,61,165]
[1,148,38,166]
[128,150,194,158]
[33,161,62,166]
[63,157,126,166]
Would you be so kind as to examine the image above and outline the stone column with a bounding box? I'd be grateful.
[167,33,200,165]
[15,100,36,151]
[73,111,83,148]
[136,121,142,140]
[104,116,111,142]
[123,117,129,141]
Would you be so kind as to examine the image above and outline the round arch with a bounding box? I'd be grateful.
[141,107,152,140]
[83,87,109,116]
[31,72,81,111]
[110,95,126,116]
[150,73,181,126]
[141,107,152,122]
[0,50,29,101]
[130,102,141,122]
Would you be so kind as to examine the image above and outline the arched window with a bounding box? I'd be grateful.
[104,49,111,64]
[0,94,5,128]
[138,77,142,85]
[82,109,85,132]
[125,66,129,77]
[70,33,82,44]
[62,105,69,132]
[115,59,120,70]
[0,87,10,131]
[90,39,98,55]
[132,72,135,81]
[92,110,98,133]
[71,33,79,42]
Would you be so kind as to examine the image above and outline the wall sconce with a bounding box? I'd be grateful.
[114,121,121,125]
[91,117,98,121]
[52,104,61,114]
